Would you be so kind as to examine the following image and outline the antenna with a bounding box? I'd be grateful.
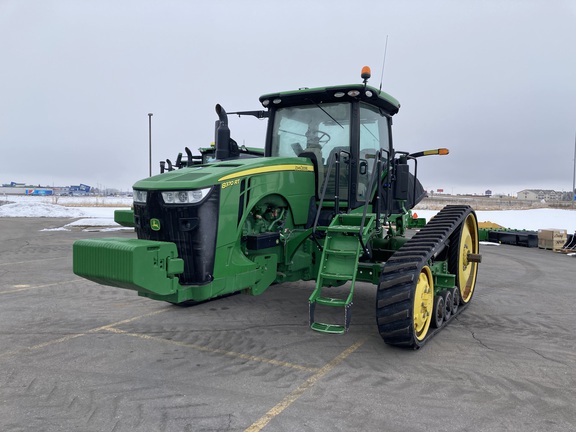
[378,35,389,93]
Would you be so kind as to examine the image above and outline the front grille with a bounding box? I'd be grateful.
[134,188,220,285]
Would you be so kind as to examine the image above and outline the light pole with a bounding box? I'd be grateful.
[148,113,153,177]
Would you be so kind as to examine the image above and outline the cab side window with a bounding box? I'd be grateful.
[358,103,390,200]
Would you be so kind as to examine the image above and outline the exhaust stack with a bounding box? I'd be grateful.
[215,104,239,160]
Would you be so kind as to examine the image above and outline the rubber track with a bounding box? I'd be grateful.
[376,205,475,349]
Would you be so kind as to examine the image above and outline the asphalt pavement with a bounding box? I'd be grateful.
[0,217,575,432]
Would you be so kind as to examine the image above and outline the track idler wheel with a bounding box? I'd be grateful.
[413,266,434,342]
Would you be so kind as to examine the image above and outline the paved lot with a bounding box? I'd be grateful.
[1,217,575,432]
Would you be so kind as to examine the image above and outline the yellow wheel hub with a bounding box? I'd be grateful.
[458,213,479,303]
[413,266,434,341]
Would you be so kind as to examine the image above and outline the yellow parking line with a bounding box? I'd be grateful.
[0,309,167,360]
[93,310,168,330]
[103,326,319,372]
[244,338,367,432]
[0,256,67,266]
[20,333,88,353]
[0,279,79,295]
[0,306,317,374]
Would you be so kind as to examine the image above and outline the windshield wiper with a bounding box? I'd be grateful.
[306,99,344,129]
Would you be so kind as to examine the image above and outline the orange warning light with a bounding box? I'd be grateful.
[361,66,371,81]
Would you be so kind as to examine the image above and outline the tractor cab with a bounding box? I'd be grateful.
[260,70,400,210]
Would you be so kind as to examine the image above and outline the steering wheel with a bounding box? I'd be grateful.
[308,129,331,147]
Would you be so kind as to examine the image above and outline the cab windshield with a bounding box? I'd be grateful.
[270,102,390,201]
[270,103,351,163]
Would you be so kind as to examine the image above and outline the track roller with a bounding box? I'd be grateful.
[432,295,445,328]
[449,287,460,315]
[442,290,453,321]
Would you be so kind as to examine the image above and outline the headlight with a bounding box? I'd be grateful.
[133,190,147,203]
[161,187,211,205]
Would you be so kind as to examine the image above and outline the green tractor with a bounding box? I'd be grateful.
[73,67,481,349]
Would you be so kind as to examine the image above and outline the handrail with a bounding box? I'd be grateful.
[357,150,385,258]
[312,148,389,259]
[312,149,350,234]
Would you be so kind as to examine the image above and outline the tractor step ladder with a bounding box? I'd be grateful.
[309,213,376,334]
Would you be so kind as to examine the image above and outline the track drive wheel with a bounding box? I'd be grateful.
[449,212,480,305]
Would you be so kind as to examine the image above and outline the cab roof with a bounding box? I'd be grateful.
[259,84,401,116]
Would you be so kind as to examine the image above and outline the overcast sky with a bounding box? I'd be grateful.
[1,0,575,195]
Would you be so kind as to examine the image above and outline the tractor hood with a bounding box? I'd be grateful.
[133,157,314,190]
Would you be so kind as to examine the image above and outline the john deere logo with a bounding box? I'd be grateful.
[150,218,161,231]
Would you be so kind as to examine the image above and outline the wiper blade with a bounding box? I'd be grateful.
[307,99,344,129]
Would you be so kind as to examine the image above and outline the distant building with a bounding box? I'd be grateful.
[485,190,492,197]
[69,184,92,196]
[1,182,91,196]
[517,189,563,201]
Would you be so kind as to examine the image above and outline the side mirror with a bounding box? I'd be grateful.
[394,162,409,201]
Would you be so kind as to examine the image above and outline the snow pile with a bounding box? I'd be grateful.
[67,218,122,227]
[0,202,86,218]
[0,198,130,220]
[0,197,129,231]
[0,194,132,207]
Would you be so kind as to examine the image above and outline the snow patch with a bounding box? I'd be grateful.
[416,209,575,232]
[67,218,120,227]
[0,202,86,218]
[0,196,129,231]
